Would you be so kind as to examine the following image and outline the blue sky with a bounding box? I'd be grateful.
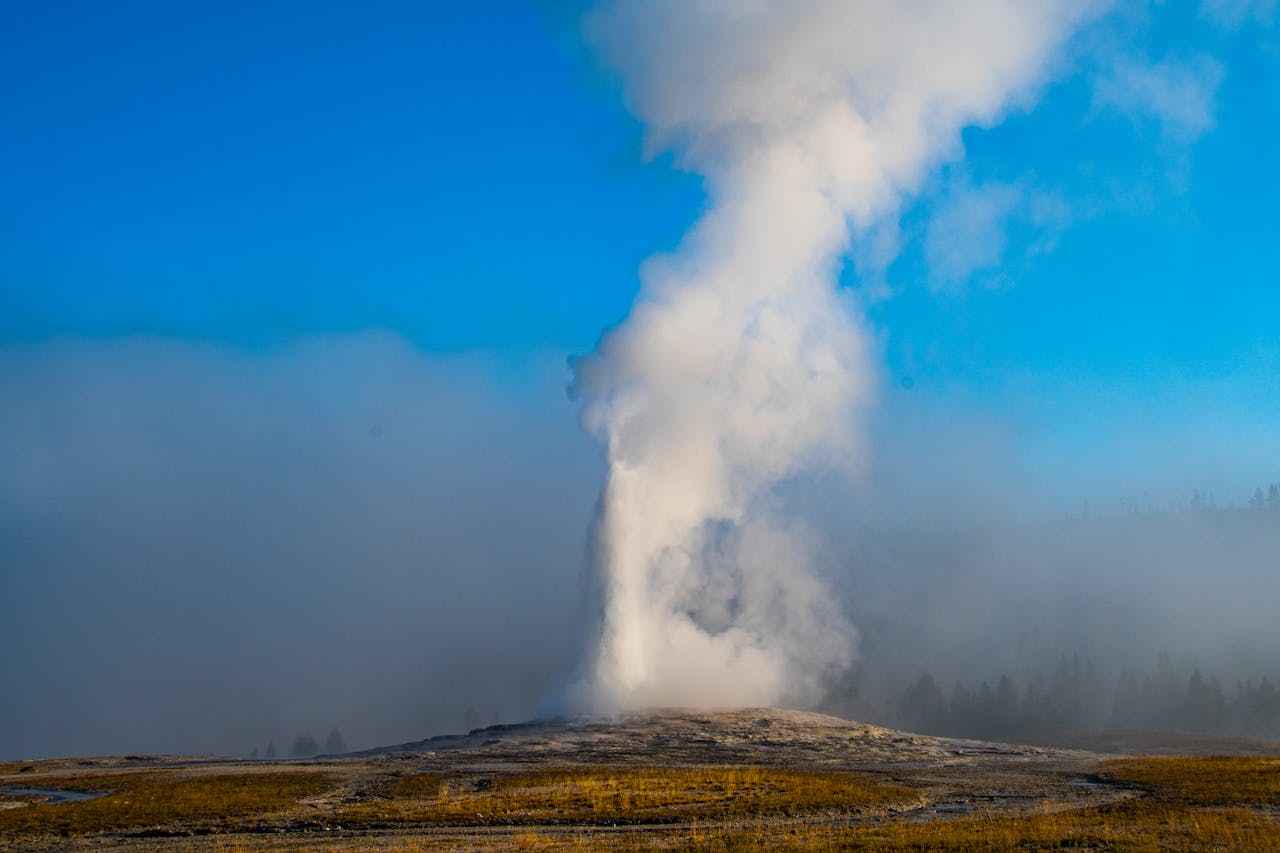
[2,1,1278,502]
[1,1,699,349]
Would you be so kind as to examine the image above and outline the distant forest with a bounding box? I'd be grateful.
[1185,482,1280,513]
[849,484,1280,737]
[878,653,1280,741]
[1091,482,1280,515]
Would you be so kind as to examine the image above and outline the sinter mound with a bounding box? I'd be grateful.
[363,706,1091,769]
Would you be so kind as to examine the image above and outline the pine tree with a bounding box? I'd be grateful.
[994,674,1019,734]
[1184,670,1225,730]
[899,673,948,734]
[323,727,347,754]
[291,734,319,757]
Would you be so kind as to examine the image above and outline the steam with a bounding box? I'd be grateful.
[572,0,1096,710]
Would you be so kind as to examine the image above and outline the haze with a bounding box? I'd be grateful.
[3,1,1279,759]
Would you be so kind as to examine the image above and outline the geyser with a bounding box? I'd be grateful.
[571,0,1095,711]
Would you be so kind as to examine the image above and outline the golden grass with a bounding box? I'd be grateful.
[678,756,1280,851]
[5,755,1276,850]
[338,765,920,827]
[0,770,330,837]
[842,803,1278,851]
[387,756,1272,851]
[1102,754,1280,806]
[0,760,46,777]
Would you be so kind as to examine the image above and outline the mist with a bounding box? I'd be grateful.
[4,334,1278,760]
[823,505,1280,739]
[0,334,601,760]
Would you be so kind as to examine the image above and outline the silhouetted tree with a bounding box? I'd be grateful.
[323,727,346,754]
[993,675,1019,735]
[972,681,997,739]
[899,673,948,734]
[1020,678,1058,735]
[949,681,975,737]
[291,734,319,757]
[1239,677,1280,736]
[1111,670,1143,729]
[1184,670,1226,730]
[265,740,277,760]
[1151,652,1183,728]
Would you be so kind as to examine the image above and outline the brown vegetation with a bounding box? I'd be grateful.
[0,770,329,837]
[2,719,1278,850]
[707,756,1280,851]
[336,756,1280,849]
[1102,754,1280,805]
[338,765,919,827]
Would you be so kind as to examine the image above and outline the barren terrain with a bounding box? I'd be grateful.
[2,708,1277,850]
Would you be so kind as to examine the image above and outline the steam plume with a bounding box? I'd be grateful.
[573,0,1094,710]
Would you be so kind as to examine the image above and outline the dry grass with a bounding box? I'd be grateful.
[843,804,1278,851]
[4,756,1277,849]
[681,755,1280,851]
[1102,754,1280,806]
[338,766,920,827]
[0,769,330,837]
[0,760,46,777]
[406,756,1274,851]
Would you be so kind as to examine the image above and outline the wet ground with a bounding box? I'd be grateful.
[0,787,107,805]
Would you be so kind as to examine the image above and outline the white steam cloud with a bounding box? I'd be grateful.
[572,0,1097,711]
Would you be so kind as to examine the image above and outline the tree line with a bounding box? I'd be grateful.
[1187,482,1280,512]
[888,654,1280,741]
[249,727,346,760]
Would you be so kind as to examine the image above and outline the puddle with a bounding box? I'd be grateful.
[1066,775,1117,793]
[0,786,108,804]
[906,794,1037,823]
[905,802,975,822]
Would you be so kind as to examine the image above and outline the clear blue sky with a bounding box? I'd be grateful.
[1,1,701,350]
[2,1,1277,498]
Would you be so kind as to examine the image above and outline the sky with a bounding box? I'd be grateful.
[1,1,695,351]
[1,1,1279,758]
[3,2,1277,505]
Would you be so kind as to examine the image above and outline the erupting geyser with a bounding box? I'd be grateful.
[570,0,1093,711]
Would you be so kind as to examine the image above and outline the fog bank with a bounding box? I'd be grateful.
[3,335,1277,759]
[0,334,599,759]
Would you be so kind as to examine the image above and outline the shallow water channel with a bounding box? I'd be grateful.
[1,786,106,804]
